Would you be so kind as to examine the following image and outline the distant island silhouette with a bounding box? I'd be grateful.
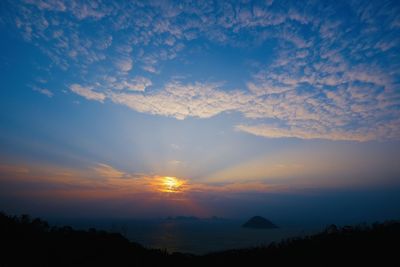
[165,216,228,222]
[1,211,399,266]
[242,216,278,229]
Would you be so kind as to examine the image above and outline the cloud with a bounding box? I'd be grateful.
[69,84,105,102]
[4,156,398,208]
[108,81,249,120]
[24,0,66,12]
[69,1,110,20]
[116,58,133,72]
[32,86,53,97]
[142,65,158,74]
[103,75,151,92]
[235,124,374,142]
[7,0,400,141]
[69,72,399,142]
[0,161,278,203]
[92,163,126,179]
[112,76,152,92]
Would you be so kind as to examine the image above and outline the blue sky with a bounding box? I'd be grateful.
[1,0,400,220]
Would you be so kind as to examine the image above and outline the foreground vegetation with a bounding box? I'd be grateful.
[1,212,399,266]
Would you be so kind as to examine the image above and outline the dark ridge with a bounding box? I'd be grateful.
[242,216,278,229]
[1,211,399,266]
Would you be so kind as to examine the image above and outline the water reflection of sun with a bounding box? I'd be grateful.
[160,176,186,193]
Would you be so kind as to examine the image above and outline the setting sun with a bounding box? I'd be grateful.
[161,176,185,193]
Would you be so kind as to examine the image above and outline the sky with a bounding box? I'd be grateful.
[0,0,400,222]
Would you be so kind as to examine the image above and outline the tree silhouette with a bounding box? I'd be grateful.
[0,211,399,266]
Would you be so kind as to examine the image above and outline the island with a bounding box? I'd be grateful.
[242,216,278,229]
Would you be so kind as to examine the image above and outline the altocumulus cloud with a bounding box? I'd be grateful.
[7,0,400,142]
[70,77,400,141]
[69,84,105,102]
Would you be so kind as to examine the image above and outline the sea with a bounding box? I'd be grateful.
[52,218,325,255]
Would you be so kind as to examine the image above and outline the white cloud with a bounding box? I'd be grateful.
[109,81,249,120]
[69,84,105,102]
[24,0,66,12]
[70,1,110,20]
[116,58,133,72]
[33,86,53,97]
[104,76,152,92]
[9,1,400,142]
[122,76,152,92]
[71,71,400,142]
[235,124,375,142]
[142,65,158,74]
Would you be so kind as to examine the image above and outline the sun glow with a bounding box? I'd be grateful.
[161,176,185,193]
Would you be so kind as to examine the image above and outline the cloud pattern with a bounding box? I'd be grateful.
[4,0,400,141]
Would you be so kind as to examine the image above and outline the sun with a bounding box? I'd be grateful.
[161,176,185,193]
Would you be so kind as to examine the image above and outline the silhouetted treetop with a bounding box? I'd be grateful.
[0,212,399,267]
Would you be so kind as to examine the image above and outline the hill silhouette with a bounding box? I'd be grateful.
[1,212,399,266]
[242,216,278,229]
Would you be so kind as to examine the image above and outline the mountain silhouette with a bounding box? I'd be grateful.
[242,216,278,229]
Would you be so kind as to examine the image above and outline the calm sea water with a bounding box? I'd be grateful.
[89,219,323,254]
[53,218,324,254]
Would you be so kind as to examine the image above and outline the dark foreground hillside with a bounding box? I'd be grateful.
[1,212,399,266]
